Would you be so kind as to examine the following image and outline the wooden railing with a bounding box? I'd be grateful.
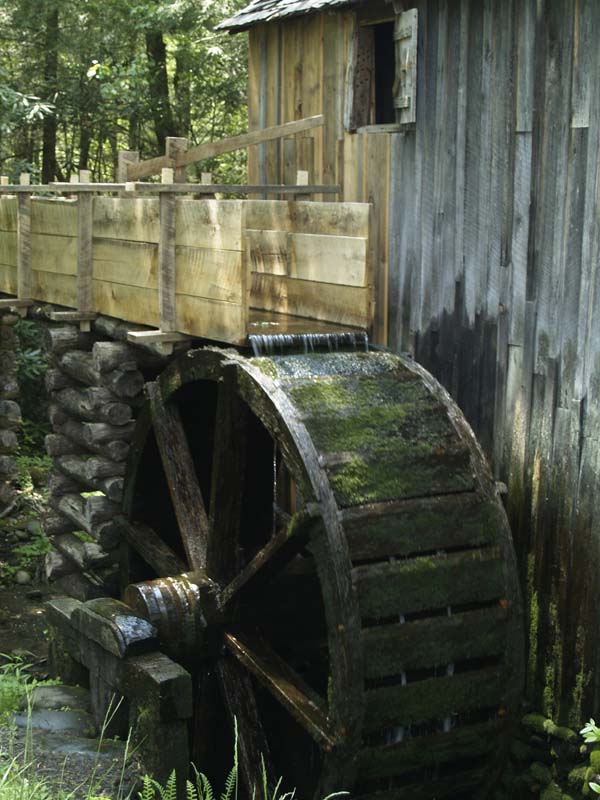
[0,174,372,352]
[119,115,324,182]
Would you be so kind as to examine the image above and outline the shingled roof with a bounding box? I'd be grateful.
[217,0,360,32]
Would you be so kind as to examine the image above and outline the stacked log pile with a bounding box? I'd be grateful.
[0,311,21,508]
[42,319,153,600]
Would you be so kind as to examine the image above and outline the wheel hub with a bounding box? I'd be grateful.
[123,572,224,662]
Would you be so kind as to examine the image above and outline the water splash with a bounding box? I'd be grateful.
[250,331,369,357]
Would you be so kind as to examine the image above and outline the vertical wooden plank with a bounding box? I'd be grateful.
[266,23,282,187]
[118,151,139,182]
[364,132,391,345]
[415,0,436,332]
[247,27,262,186]
[302,13,324,189]
[17,174,31,301]
[342,133,360,202]
[159,187,176,331]
[166,137,188,183]
[322,13,343,186]
[77,193,93,316]
[258,25,268,187]
[283,138,297,185]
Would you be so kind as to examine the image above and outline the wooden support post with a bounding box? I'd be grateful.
[49,179,96,330]
[159,171,176,334]
[165,137,188,184]
[79,169,91,184]
[200,172,215,200]
[0,176,9,186]
[118,150,139,183]
[77,192,94,330]
[16,173,32,316]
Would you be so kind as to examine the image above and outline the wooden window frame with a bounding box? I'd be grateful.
[345,4,417,133]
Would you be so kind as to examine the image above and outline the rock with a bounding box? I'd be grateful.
[26,519,42,535]
[14,570,32,585]
[13,708,96,737]
[26,685,91,713]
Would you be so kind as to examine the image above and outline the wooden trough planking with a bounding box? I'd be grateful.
[0,195,371,344]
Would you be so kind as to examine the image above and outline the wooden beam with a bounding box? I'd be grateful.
[146,380,209,571]
[118,516,187,577]
[159,190,176,331]
[17,175,31,306]
[127,155,174,182]
[166,137,188,183]
[77,191,93,328]
[219,509,317,607]
[224,631,337,750]
[127,330,190,345]
[177,115,325,168]
[31,183,340,195]
[118,150,139,182]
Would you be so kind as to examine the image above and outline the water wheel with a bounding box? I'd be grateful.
[120,347,523,800]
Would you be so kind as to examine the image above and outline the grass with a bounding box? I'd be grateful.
[0,659,349,800]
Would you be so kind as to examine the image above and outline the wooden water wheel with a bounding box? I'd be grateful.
[119,347,523,800]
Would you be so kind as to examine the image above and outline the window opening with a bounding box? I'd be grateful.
[374,22,396,125]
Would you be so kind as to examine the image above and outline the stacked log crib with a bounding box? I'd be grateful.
[39,309,175,599]
[0,310,21,506]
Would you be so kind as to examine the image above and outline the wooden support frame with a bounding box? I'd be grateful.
[158,173,177,333]
[125,115,325,180]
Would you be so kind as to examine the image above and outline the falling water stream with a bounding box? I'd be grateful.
[249,331,369,357]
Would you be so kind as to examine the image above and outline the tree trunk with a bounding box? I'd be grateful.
[145,30,176,150]
[174,50,192,137]
[41,4,59,183]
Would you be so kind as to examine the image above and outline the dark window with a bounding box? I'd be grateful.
[347,20,396,130]
[374,21,396,124]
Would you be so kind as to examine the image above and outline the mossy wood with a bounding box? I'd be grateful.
[118,348,523,799]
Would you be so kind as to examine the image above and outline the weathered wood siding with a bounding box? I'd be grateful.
[247,0,600,724]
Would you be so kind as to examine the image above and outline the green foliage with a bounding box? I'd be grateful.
[12,320,49,451]
[580,720,600,794]
[0,0,249,181]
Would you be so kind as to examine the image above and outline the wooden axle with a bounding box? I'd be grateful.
[123,571,216,662]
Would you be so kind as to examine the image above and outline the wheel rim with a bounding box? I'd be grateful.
[121,347,523,800]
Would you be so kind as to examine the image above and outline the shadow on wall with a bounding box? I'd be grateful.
[406,278,600,729]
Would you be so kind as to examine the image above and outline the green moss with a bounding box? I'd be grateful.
[527,553,539,699]
[530,761,553,785]
[73,530,94,543]
[250,357,278,380]
[542,719,579,744]
[569,625,590,729]
[328,445,472,506]
[543,602,562,720]
[306,403,449,454]
[288,374,428,418]
[358,553,504,618]
[522,713,549,734]
[540,784,563,800]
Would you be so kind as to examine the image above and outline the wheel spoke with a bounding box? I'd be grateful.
[218,506,319,608]
[118,516,186,576]
[216,656,274,798]
[224,631,337,750]
[147,380,208,570]
[207,366,248,583]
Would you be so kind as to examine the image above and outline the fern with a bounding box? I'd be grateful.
[221,766,237,800]
[186,779,199,800]
[192,768,215,800]
[139,775,156,800]
[164,771,178,800]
